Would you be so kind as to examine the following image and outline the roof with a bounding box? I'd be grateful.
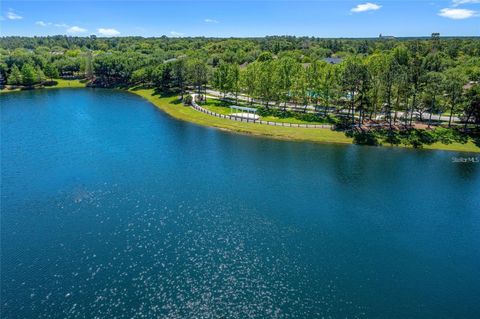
[463,81,478,90]
[323,57,343,64]
[230,105,257,112]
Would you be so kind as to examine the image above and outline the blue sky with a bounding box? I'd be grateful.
[1,1,479,37]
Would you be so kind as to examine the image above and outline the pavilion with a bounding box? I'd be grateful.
[229,105,259,120]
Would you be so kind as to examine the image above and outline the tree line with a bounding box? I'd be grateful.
[1,35,479,128]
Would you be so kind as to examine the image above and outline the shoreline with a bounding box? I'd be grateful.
[0,79,87,94]
[130,89,480,153]
[2,85,479,153]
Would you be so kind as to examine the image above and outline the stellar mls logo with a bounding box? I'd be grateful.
[451,156,479,163]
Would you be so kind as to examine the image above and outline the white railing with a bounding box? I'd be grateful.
[190,97,333,129]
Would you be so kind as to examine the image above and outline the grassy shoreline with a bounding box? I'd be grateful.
[0,79,86,94]
[130,89,480,153]
[130,89,354,145]
[2,85,478,152]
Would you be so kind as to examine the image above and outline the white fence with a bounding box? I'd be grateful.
[191,100,333,129]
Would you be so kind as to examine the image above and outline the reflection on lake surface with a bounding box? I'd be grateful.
[1,89,479,318]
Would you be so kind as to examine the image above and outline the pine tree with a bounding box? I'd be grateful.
[36,66,46,84]
[7,65,22,86]
[44,63,59,80]
[21,64,37,86]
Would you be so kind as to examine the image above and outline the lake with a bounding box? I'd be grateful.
[1,89,479,318]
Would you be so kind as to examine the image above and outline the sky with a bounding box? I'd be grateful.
[1,1,479,38]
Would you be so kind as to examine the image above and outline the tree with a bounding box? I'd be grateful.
[276,57,297,109]
[256,61,276,108]
[172,59,188,98]
[392,65,410,124]
[319,62,337,116]
[227,63,240,103]
[291,65,308,110]
[306,60,322,112]
[257,51,273,62]
[241,62,258,104]
[7,65,22,85]
[341,57,364,125]
[189,59,209,99]
[356,63,371,126]
[35,66,46,84]
[152,63,173,92]
[407,53,426,126]
[366,54,384,121]
[463,84,480,128]
[213,62,230,98]
[422,72,445,128]
[44,63,59,80]
[381,55,399,129]
[21,63,37,86]
[444,69,466,127]
[131,67,151,86]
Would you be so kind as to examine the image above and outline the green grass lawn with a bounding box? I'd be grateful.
[201,98,329,125]
[46,79,87,89]
[260,115,327,125]
[1,79,87,94]
[131,89,480,152]
[201,99,235,115]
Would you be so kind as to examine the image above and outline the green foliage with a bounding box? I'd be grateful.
[183,94,193,105]
[348,131,380,146]
[1,36,479,129]
[257,51,273,62]
[35,66,46,84]
[351,127,469,148]
[44,63,59,79]
[7,65,22,85]
[21,63,37,86]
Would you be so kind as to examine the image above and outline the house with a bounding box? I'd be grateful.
[463,81,478,90]
[323,57,343,65]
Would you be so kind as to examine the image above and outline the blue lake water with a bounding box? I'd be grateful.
[1,89,479,318]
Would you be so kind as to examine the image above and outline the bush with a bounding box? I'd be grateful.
[351,131,380,146]
[431,128,468,144]
[383,130,402,145]
[398,129,436,148]
[43,80,58,87]
[183,94,193,105]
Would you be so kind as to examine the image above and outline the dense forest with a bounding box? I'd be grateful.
[1,35,479,139]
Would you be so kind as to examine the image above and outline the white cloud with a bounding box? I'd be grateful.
[66,26,87,34]
[204,18,219,24]
[170,31,185,37]
[439,8,477,19]
[37,21,70,28]
[97,28,120,36]
[452,0,480,6]
[351,3,382,13]
[6,9,23,20]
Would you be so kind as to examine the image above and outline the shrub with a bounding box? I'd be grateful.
[183,94,193,105]
[43,80,58,87]
[352,131,380,146]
